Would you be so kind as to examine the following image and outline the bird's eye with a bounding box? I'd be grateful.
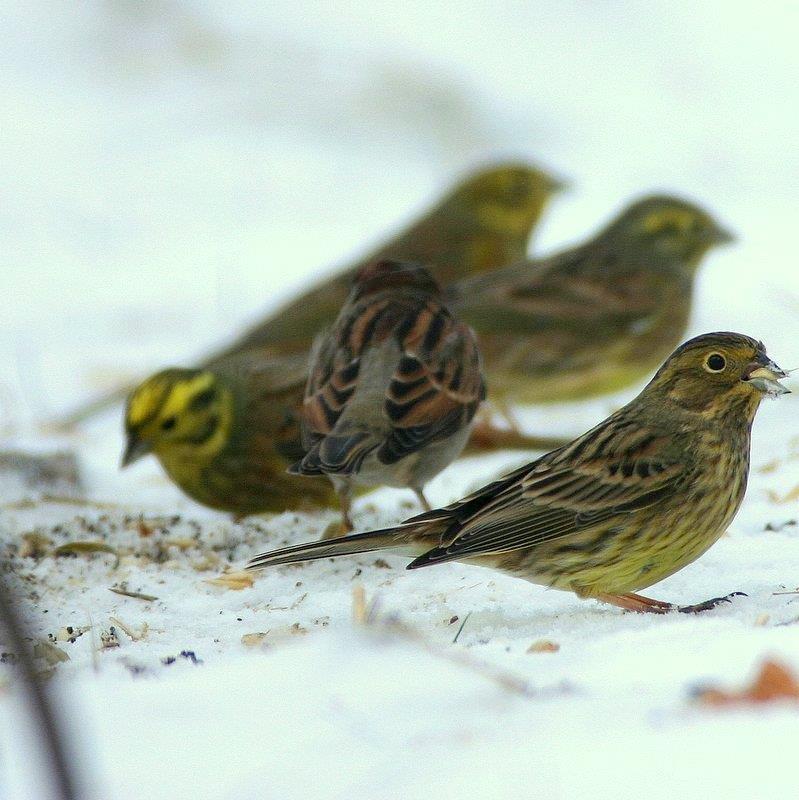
[189,387,217,411]
[704,353,726,372]
[161,416,177,431]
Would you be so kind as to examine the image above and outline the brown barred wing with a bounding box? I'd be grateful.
[407,415,687,567]
[378,305,485,465]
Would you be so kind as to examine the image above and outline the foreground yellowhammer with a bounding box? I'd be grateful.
[246,332,788,613]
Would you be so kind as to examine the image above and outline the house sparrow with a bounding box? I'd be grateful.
[290,259,485,530]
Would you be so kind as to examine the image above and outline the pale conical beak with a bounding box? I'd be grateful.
[121,435,151,468]
[743,359,790,397]
[548,175,572,194]
[710,224,736,246]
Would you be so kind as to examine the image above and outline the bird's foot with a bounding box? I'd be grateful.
[677,592,747,614]
[595,592,675,614]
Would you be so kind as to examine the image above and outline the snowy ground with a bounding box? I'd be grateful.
[3,3,799,799]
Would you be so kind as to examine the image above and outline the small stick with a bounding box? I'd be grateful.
[109,587,158,602]
[452,611,472,644]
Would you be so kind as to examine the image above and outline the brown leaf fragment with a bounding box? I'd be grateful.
[527,639,560,654]
[205,571,254,591]
[694,659,799,707]
[373,558,391,569]
[241,632,268,648]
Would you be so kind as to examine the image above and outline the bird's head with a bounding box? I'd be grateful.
[648,332,789,417]
[122,369,233,468]
[353,259,442,300]
[607,195,734,269]
[450,162,568,235]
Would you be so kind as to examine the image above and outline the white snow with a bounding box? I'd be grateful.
[3,3,799,799]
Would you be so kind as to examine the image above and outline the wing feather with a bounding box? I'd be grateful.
[407,415,688,567]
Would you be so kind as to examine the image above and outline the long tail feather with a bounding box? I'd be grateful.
[245,528,412,571]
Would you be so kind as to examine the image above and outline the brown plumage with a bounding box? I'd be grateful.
[291,259,485,529]
[248,333,788,614]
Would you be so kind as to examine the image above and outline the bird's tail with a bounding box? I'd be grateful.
[245,524,427,571]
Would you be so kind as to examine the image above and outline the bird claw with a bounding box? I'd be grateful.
[676,591,747,614]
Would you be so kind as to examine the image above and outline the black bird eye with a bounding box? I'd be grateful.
[705,353,726,372]
[161,416,177,431]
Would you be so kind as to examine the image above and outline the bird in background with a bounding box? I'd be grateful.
[57,161,563,428]
[247,332,789,614]
[215,161,565,356]
[121,350,337,517]
[453,194,735,450]
[290,259,485,531]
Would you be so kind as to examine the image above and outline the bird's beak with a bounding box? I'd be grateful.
[548,175,572,194]
[709,223,736,246]
[121,434,151,468]
[743,359,790,397]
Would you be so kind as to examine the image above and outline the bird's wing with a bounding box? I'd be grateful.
[408,415,686,565]
[377,304,485,464]
[212,348,310,465]
[453,245,673,337]
[299,294,484,474]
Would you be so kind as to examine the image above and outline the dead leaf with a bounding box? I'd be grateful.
[241,632,268,648]
[694,659,799,706]
[205,571,254,591]
[53,541,119,568]
[527,639,560,654]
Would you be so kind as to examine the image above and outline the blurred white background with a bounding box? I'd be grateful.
[3,6,799,799]
[3,1,798,428]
